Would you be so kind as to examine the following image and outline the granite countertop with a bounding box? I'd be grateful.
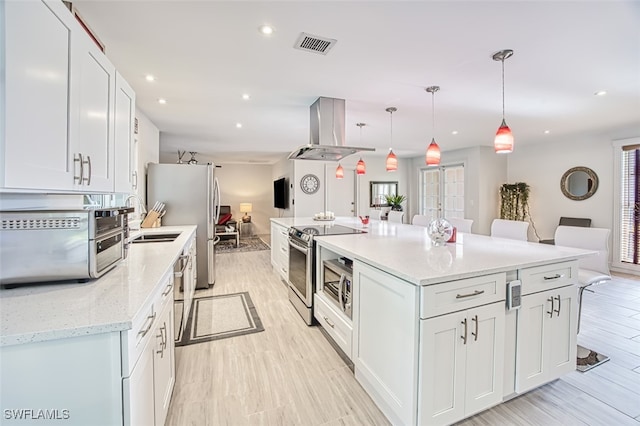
[271,216,593,286]
[0,225,196,347]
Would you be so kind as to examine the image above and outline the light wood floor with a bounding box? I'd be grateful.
[166,251,640,425]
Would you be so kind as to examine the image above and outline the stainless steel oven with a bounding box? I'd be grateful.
[287,224,365,325]
[288,230,314,324]
[322,259,352,319]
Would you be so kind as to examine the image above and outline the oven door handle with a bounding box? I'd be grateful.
[288,238,310,253]
[338,273,346,312]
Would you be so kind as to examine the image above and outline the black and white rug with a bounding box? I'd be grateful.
[216,236,270,254]
[175,292,264,347]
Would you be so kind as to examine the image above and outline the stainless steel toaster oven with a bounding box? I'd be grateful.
[0,207,132,286]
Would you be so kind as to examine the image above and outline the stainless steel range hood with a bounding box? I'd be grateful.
[288,97,375,161]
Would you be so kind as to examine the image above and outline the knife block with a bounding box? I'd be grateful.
[140,211,160,228]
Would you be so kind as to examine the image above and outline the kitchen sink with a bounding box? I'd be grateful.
[130,233,181,243]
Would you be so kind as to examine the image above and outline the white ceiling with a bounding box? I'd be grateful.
[72,0,640,164]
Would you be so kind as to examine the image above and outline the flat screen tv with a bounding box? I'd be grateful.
[273,177,288,209]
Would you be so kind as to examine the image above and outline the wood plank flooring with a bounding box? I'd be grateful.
[166,250,640,425]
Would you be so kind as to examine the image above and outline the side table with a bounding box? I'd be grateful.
[239,221,253,238]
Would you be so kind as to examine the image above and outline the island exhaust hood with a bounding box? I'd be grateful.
[288,97,375,161]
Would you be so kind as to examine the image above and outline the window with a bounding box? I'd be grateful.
[613,137,640,273]
[419,164,464,222]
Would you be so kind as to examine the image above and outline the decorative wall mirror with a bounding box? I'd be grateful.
[560,166,598,201]
[370,181,398,207]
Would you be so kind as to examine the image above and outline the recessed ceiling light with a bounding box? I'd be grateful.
[451,130,458,135]
[145,74,155,82]
[158,98,167,104]
[242,94,250,100]
[595,90,607,96]
[544,130,550,134]
[236,123,242,129]
[258,25,274,35]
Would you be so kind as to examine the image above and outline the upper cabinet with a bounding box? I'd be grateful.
[1,0,134,193]
[114,72,137,193]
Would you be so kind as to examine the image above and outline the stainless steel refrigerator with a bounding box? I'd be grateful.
[147,163,220,289]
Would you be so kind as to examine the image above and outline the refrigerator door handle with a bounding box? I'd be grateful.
[207,166,214,240]
[207,238,217,286]
[214,177,221,224]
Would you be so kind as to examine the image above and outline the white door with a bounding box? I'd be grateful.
[124,340,155,426]
[3,0,75,190]
[326,165,356,216]
[464,302,504,416]
[419,164,465,221]
[153,302,175,426]
[114,72,136,193]
[545,285,577,379]
[419,310,467,426]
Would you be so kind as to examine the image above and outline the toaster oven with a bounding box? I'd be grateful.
[0,207,132,286]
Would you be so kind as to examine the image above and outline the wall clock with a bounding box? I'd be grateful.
[300,174,320,194]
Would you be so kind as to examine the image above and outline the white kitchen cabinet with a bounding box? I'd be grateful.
[179,234,197,334]
[153,293,175,426]
[352,260,419,426]
[270,222,289,284]
[2,0,119,193]
[419,302,505,426]
[124,336,155,426]
[114,72,137,193]
[516,284,577,393]
[2,0,76,190]
[73,33,115,191]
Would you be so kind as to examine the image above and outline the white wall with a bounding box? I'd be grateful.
[272,156,294,218]
[507,135,614,241]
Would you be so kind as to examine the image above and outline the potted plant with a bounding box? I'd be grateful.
[385,194,407,211]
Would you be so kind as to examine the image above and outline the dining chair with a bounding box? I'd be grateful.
[388,211,405,224]
[448,217,473,233]
[411,214,430,227]
[369,209,383,220]
[490,219,529,241]
[554,225,611,371]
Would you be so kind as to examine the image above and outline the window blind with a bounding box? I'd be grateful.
[620,148,639,264]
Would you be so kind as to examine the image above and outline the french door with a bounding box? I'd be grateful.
[419,164,465,222]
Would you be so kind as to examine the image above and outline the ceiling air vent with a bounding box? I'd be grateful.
[294,32,337,55]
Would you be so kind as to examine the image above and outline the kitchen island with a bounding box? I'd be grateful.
[271,217,592,426]
[0,225,196,426]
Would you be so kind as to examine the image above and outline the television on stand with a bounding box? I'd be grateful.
[273,177,288,209]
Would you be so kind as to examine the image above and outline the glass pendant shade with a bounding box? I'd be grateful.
[335,163,344,179]
[356,158,366,175]
[426,138,441,166]
[494,119,514,153]
[386,150,398,172]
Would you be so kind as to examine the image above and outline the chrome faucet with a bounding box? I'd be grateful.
[125,194,147,216]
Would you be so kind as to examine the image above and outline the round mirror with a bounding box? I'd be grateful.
[560,166,598,200]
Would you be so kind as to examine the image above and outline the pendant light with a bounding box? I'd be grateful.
[385,107,398,172]
[493,49,514,153]
[425,86,441,166]
[356,123,366,175]
[335,163,344,179]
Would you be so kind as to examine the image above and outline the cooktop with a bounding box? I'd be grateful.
[292,224,366,237]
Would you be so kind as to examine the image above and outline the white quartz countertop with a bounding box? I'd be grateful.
[0,225,196,347]
[271,217,593,285]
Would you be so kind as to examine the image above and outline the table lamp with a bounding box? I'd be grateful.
[240,203,252,223]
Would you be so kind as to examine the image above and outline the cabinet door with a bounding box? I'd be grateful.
[3,0,76,190]
[544,285,577,379]
[153,301,175,426]
[114,72,137,193]
[74,35,115,191]
[419,310,467,426]
[516,285,577,393]
[124,339,155,426]
[464,302,505,416]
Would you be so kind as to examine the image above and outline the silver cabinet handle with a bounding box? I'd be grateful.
[456,289,485,299]
[82,155,92,185]
[132,171,138,190]
[137,312,156,338]
[156,323,166,357]
[338,273,346,312]
[74,153,84,184]
[323,317,335,328]
[174,254,190,278]
[554,295,561,316]
[547,296,555,318]
[471,315,479,341]
[543,273,564,280]
[162,282,174,297]
[461,318,468,344]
